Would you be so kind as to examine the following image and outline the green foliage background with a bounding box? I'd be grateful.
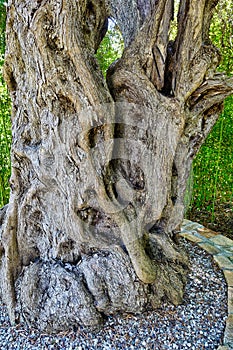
[186,1,233,227]
[0,2,11,207]
[0,4,232,232]
[187,96,233,216]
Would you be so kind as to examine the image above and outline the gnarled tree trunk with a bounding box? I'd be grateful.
[0,0,232,332]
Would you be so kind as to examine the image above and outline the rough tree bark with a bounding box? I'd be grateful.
[0,0,232,332]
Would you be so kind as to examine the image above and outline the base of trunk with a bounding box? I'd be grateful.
[13,243,188,333]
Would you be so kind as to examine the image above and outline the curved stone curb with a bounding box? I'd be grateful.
[180,220,233,350]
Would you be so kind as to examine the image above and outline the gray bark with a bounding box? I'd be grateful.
[0,0,232,332]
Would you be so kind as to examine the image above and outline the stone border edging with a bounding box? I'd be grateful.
[180,220,233,350]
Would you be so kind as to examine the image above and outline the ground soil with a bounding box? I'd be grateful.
[187,200,233,240]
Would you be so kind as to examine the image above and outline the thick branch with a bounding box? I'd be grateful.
[143,0,174,90]
[108,0,175,92]
[188,74,233,115]
[202,0,219,42]
[172,0,220,100]
[107,0,158,46]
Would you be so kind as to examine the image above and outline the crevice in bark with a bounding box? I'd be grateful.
[148,218,167,236]
[149,233,188,265]
[161,40,176,96]
[171,161,178,205]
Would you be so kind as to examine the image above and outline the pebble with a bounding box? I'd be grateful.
[0,239,228,349]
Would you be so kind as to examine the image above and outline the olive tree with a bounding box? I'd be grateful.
[0,0,232,332]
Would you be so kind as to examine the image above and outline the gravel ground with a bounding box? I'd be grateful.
[0,239,228,350]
